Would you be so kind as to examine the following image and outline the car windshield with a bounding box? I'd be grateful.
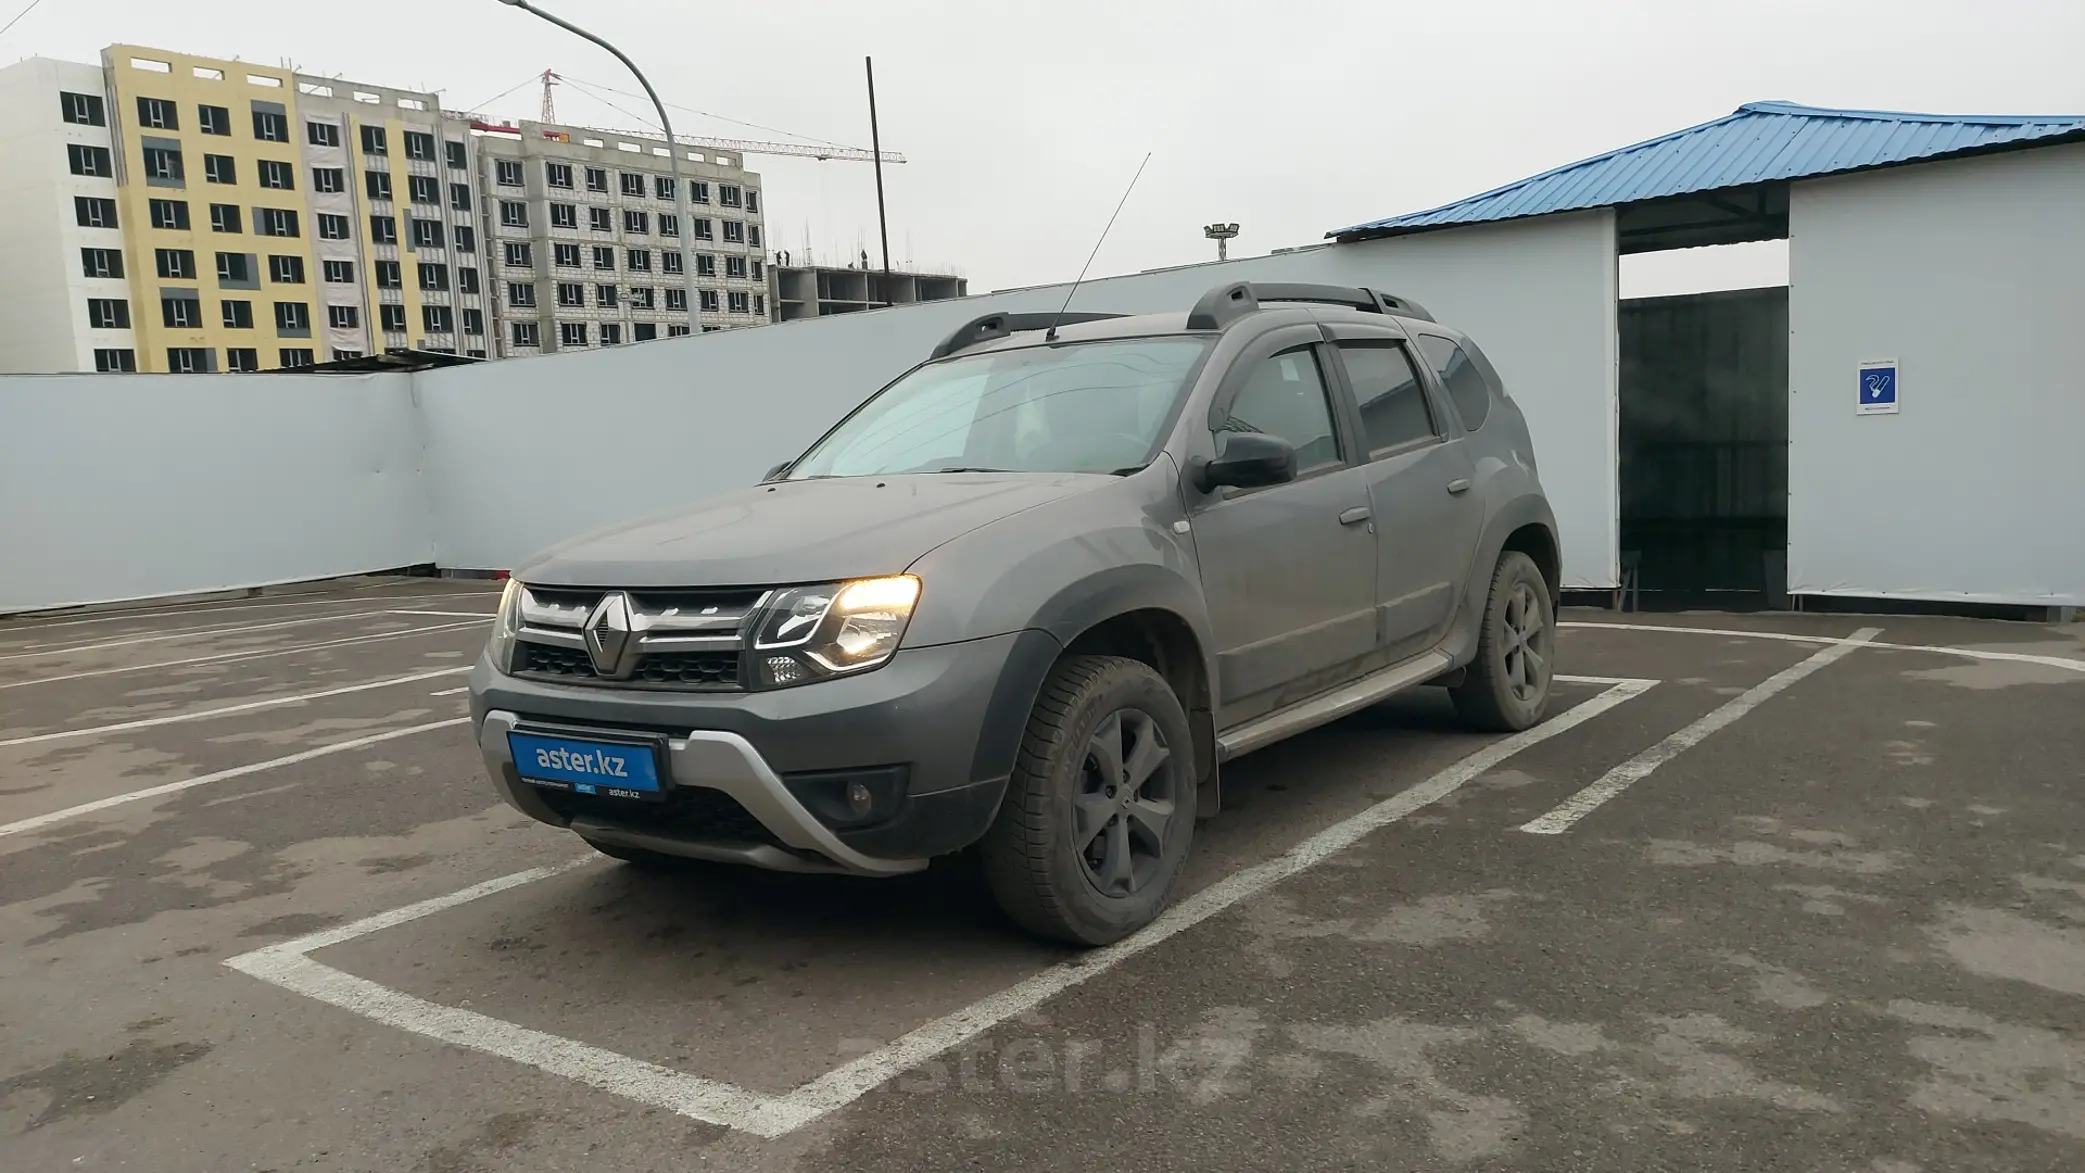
[783,337,1211,479]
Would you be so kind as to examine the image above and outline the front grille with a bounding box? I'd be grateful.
[541,785,782,847]
[517,641,739,689]
[511,583,768,692]
[522,642,596,678]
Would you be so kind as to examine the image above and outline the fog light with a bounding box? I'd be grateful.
[845,780,875,818]
[764,655,808,685]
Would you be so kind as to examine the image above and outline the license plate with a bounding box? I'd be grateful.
[508,730,665,801]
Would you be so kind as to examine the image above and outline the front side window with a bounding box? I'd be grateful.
[1220,348,1341,473]
[786,338,1211,480]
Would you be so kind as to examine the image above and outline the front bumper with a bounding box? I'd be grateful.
[471,629,1062,875]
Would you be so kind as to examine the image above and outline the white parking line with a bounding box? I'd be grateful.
[387,610,498,619]
[0,621,489,692]
[225,674,1659,1139]
[0,587,500,632]
[0,666,469,749]
[1520,628,1880,835]
[0,610,407,662]
[0,717,467,839]
[429,686,470,696]
[1561,620,2085,675]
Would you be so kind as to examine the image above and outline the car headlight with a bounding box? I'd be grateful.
[488,577,523,673]
[748,575,920,689]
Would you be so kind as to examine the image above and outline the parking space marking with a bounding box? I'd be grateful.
[0,717,467,839]
[387,610,498,620]
[0,666,469,749]
[224,674,1658,1139]
[0,609,410,662]
[429,686,471,696]
[0,620,489,692]
[0,587,500,633]
[1521,628,1880,835]
[1562,620,2085,675]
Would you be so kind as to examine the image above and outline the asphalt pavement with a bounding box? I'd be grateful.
[1,582,2080,1172]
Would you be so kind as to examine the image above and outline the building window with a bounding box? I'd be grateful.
[601,322,622,345]
[332,349,365,361]
[596,283,619,308]
[317,212,350,240]
[725,255,747,279]
[545,161,573,188]
[252,109,287,141]
[722,220,744,244]
[745,189,759,213]
[327,304,360,329]
[591,246,616,271]
[221,299,253,329]
[458,267,480,294]
[375,260,402,289]
[718,184,742,208]
[360,125,387,155]
[206,203,239,233]
[379,304,407,333]
[752,293,764,316]
[256,208,299,237]
[312,166,344,193]
[60,91,105,126]
[500,200,528,228]
[166,347,211,373]
[456,225,476,253]
[664,251,685,275]
[689,181,710,205]
[279,348,315,367]
[223,348,259,372]
[496,158,524,186]
[423,304,453,333]
[80,248,124,279]
[623,209,649,235]
[418,262,449,291]
[142,145,184,183]
[462,308,484,335]
[162,295,202,329]
[151,199,192,230]
[751,259,764,280]
[664,288,685,311]
[692,218,713,240]
[408,175,439,204]
[698,289,719,313]
[507,282,536,308]
[323,259,355,284]
[629,286,654,309]
[659,213,679,238]
[512,321,539,347]
[747,224,762,248]
[411,219,445,249]
[653,176,675,201]
[588,207,612,233]
[445,139,468,169]
[550,203,577,230]
[632,323,656,342]
[369,215,398,244]
[728,290,750,314]
[503,242,532,268]
[137,96,179,131]
[68,144,113,177]
[94,348,136,372]
[559,321,588,347]
[365,170,392,201]
[75,196,118,229]
[87,298,130,329]
[619,172,645,198]
[556,281,585,308]
[450,182,472,211]
[217,252,251,283]
[403,131,436,162]
[155,248,196,280]
[553,242,580,268]
[269,255,305,283]
[274,302,310,334]
[308,120,339,147]
[627,248,651,272]
[584,166,608,193]
[257,159,295,190]
[669,325,691,337]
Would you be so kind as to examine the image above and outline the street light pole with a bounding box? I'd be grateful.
[496,0,697,337]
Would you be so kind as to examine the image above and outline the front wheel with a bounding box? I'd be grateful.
[1451,550,1555,732]
[981,655,1197,947]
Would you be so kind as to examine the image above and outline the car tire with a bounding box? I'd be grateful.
[980,654,1198,947]
[1451,550,1556,732]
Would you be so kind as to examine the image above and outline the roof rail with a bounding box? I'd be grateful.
[928,311,1126,360]
[1184,281,1435,331]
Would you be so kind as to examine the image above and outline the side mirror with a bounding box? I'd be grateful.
[1191,432,1296,493]
[760,461,791,484]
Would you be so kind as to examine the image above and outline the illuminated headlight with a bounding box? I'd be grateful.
[749,575,920,688]
[488,577,523,674]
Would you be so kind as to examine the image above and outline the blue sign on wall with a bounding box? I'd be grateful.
[1858,359,1899,415]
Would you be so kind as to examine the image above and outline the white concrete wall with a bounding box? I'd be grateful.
[417,210,1622,587]
[1788,143,2085,607]
[0,372,432,612]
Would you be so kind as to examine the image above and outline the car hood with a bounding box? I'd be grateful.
[514,472,1114,587]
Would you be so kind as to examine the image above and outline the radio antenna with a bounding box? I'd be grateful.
[1045,150,1152,342]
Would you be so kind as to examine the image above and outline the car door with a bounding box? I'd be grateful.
[1323,324,1484,663]
[1186,327,1378,727]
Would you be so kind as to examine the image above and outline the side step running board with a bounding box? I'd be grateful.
[1216,650,1454,761]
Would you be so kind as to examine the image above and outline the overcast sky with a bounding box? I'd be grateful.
[6,0,2082,295]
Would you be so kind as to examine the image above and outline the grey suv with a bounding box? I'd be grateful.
[470,280,1560,945]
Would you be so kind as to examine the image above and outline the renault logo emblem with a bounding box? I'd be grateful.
[583,591,639,678]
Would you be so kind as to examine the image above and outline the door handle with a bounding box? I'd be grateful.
[1338,506,1372,526]
[1446,478,1472,495]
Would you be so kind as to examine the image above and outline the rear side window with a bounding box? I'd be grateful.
[1417,334,1490,431]
[1334,341,1436,454]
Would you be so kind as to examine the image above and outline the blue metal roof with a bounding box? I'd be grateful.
[1329,100,2085,240]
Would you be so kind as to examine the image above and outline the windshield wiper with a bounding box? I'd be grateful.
[924,466,1016,474]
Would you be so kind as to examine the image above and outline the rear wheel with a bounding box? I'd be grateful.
[981,655,1197,947]
[1451,550,1555,732]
